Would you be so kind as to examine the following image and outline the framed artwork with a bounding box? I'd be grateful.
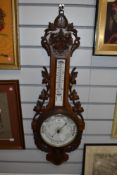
[0,0,20,69]
[0,80,25,149]
[94,0,117,55]
[112,94,117,137]
[82,144,117,175]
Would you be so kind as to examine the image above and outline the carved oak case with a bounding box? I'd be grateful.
[32,4,85,165]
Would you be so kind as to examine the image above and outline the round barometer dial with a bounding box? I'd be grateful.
[40,114,77,147]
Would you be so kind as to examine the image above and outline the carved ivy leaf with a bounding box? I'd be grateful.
[42,67,50,84]
[41,38,50,56]
[42,67,48,78]
[67,23,74,31]
[70,67,78,85]
[72,101,84,114]
[69,89,79,101]
[45,22,56,34]
[39,89,49,100]
[33,100,43,112]
[71,38,80,56]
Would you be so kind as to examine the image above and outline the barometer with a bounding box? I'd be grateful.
[32,4,85,165]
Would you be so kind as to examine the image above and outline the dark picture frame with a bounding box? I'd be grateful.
[94,0,117,55]
[0,0,20,69]
[82,144,117,175]
[0,80,25,149]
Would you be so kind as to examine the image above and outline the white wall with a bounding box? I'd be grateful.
[0,0,117,174]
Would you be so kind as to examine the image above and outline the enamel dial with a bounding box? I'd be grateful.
[40,114,77,147]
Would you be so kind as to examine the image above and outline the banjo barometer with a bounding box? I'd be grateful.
[32,4,85,165]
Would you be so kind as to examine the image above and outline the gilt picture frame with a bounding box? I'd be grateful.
[0,80,25,149]
[82,144,117,175]
[0,0,20,69]
[94,0,117,55]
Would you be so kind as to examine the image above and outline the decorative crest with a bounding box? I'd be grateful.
[41,4,80,56]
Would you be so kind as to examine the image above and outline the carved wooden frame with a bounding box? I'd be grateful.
[32,4,85,165]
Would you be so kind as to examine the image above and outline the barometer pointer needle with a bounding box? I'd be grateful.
[52,123,67,137]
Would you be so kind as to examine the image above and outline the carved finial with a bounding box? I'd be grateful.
[41,4,80,56]
[54,4,68,28]
[59,4,64,15]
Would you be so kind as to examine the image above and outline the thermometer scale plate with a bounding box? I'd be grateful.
[55,59,65,106]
